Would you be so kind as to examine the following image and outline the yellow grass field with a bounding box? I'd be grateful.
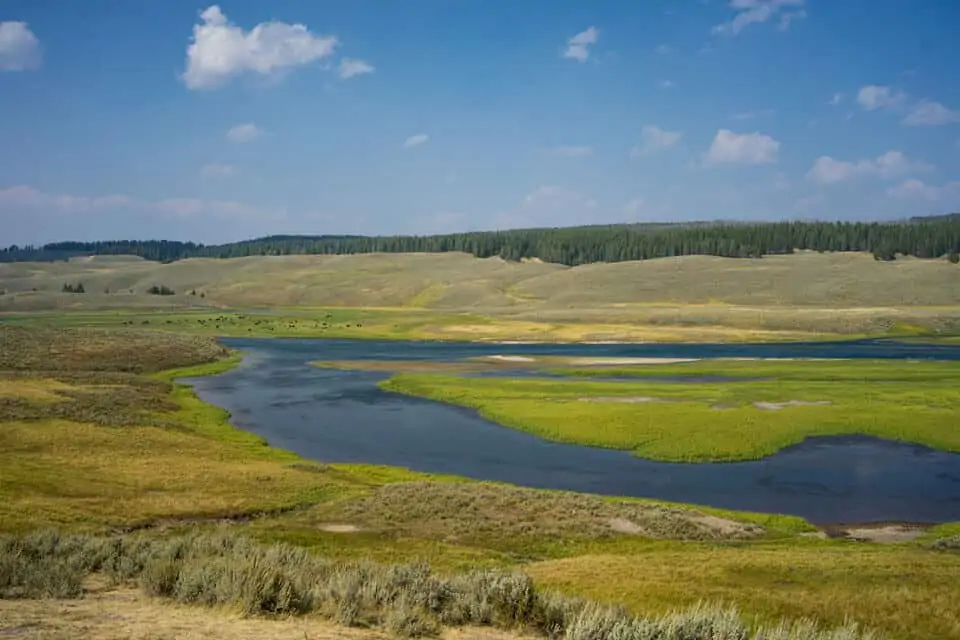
[2,251,959,340]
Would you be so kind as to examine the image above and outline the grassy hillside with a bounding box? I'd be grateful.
[2,251,959,340]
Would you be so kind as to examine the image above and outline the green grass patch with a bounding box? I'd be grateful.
[379,359,960,461]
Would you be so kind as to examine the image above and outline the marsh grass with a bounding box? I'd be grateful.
[0,530,881,640]
[380,362,960,461]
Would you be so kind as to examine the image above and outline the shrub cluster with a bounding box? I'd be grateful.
[1,530,880,639]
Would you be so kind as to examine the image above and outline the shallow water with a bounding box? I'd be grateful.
[184,338,960,525]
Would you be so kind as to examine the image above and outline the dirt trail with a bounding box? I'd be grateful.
[0,584,533,640]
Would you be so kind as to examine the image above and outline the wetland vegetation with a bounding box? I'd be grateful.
[2,325,960,638]
[379,358,960,462]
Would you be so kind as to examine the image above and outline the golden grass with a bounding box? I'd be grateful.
[3,251,959,338]
[0,378,76,401]
[526,545,960,640]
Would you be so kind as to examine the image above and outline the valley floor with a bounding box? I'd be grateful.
[1,325,959,639]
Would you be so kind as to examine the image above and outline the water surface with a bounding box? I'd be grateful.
[185,337,960,525]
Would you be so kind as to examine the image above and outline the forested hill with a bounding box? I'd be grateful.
[3,216,959,266]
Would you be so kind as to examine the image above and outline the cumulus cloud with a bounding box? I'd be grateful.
[806,151,931,185]
[403,134,429,148]
[0,185,279,221]
[712,0,805,36]
[903,100,960,126]
[552,145,593,158]
[182,5,339,90]
[201,163,235,178]
[887,179,960,202]
[0,21,41,71]
[630,125,682,158]
[563,26,598,62]
[226,123,263,143]
[856,85,906,111]
[828,92,843,106]
[338,58,374,79]
[703,129,779,165]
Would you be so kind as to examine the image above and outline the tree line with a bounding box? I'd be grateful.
[2,216,959,266]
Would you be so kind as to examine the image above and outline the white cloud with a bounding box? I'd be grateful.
[712,0,805,36]
[552,145,593,158]
[658,79,676,89]
[563,26,598,62]
[806,150,931,185]
[0,21,41,71]
[777,9,806,31]
[703,129,779,165]
[887,179,960,202]
[201,163,235,178]
[0,185,279,221]
[338,58,375,79]
[630,125,682,157]
[403,134,429,149]
[903,100,960,126]
[226,123,263,143]
[654,44,672,55]
[856,85,906,111]
[828,92,843,106]
[182,5,339,90]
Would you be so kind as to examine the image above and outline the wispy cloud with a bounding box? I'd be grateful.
[552,145,593,158]
[658,79,676,89]
[630,125,682,157]
[733,109,775,120]
[201,163,235,178]
[0,21,41,71]
[712,0,806,36]
[338,58,375,79]
[806,150,931,185]
[226,123,263,143]
[403,134,429,149]
[903,100,960,126]
[563,26,598,62]
[0,185,281,221]
[856,85,906,111]
[887,179,960,202]
[182,5,340,90]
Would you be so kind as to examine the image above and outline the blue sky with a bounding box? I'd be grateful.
[1,0,959,245]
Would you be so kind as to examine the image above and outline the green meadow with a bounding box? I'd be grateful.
[379,358,960,462]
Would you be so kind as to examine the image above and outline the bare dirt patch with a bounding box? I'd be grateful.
[577,396,668,403]
[753,400,832,410]
[559,357,701,365]
[0,585,533,640]
[838,525,926,543]
[318,523,361,533]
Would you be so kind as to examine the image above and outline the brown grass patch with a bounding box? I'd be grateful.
[319,482,764,544]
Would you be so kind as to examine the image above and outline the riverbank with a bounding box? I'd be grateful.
[3,326,960,638]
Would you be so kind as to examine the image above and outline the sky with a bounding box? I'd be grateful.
[1,0,959,245]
